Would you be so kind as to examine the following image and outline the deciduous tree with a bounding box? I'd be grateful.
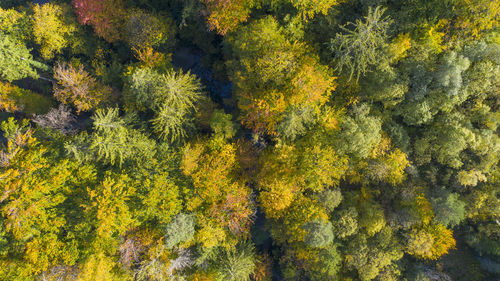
[53,62,111,113]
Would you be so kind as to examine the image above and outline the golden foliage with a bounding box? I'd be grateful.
[201,0,256,35]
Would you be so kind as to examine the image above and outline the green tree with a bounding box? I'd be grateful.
[123,9,175,50]
[431,193,466,228]
[329,6,392,81]
[276,105,316,142]
[345,227,403,281]
[0,7,32,42]
[332,207,359,239]
[336,104,382,159]
[226,16,335,135]
[303,220,334,248]
[164,213,196,249]
[212,242,256,281]
[126,68,203,143]
[209,109,237,141]
[137,174,182,226]
[314,189,343,213]
[65,108,156,166]
[0,34,47,82]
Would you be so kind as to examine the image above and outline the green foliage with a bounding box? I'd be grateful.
[329,6,392,81]
[212,242,256,281]
[123,9,175,50]
[358,200,386,236]
[431,193,466,228]
[314,189,343,213]
[65,108,156,166]
[0,34,47,82]
[308,243,342,280]
[0,1,499,280]
[164,213,195,249]
[434,51,470,97]
[209,109,237,140]
[303,220,334,248]
[332,207,359,239]
[126,67,203,143]
[276,105,316,141]
[0,7,31,42]
[336,104,382,159]
[345,227,403,281]
[138,174,182,225]
[225,15,335,135]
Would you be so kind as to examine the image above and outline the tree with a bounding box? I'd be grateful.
[303,220,334,248]
[431,193,466,228]
[77,252,126,281]
[0,7,31,42]
[345,227,403,281]
[137,174,182,226]
[0,118,82,276]
[329,6,392,81]
[433,51,470,97]
[358,200,386,237]
[71,0,125,42]
[0,81,54,114]
[332,207,358,239]
[181,140,255,248]
[0,34,47,82]
[276,105,316,141]
[33,104,77,135]
[314,189,343,213]
[32,3,77,59]
[226,16,335,135]
[304,243,342,280]
[212,242,256,281]
[53,62,111,113]
[126,68,204,143]
[285,0,339,19]
[209,109,237,141]
[84,173,137,240]
[335,104,382,159]
[406,224,456,260]
[258,179,297,218]
[65,108,157,166]
[124,9,175,50]
[201,0,256,35]
[452,0,500,39]
[164,213,196,249]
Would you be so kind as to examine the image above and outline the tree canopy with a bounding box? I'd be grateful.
[0,0,498,280]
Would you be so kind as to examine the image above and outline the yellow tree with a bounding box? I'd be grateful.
[452,0,500,39]
[0,81,54,114]
[53,62,111,113]
[201,0,257,35]
[226,16,336,136]
[32,3,77,59]
[0,118,82,277]
[406,224,456,260]
[181,139,255,248]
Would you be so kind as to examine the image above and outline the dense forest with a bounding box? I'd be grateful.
[0,0,499,280]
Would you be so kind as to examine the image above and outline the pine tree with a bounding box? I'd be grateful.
[329,6,392,81]
[0,34,47,82]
